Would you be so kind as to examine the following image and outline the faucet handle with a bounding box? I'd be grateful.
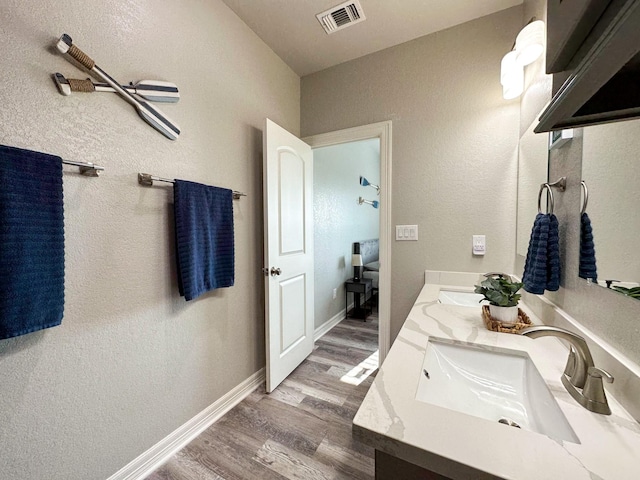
[582,366,614,415]
[588,366,614,383]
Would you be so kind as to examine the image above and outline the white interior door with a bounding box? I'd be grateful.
[263,118,314,393]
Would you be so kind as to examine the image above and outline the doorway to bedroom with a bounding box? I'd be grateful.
[312,137,380,384]
[312,136,380,323]
[304,120,392,373]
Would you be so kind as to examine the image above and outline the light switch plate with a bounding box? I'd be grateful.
[396,225,418,241]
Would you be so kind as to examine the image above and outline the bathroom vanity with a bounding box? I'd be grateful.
[353,271,640,479]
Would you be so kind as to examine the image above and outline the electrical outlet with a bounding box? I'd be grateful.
[473,235,486,255]
[332,288,337,299]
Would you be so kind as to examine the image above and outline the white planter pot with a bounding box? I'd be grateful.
[489,305,519,324]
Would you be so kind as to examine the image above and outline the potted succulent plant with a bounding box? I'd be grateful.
[474,276,524,324]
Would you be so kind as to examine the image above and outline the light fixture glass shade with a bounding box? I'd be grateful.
[515,20,545,66]
[502,76,524,100]
[500,51,524,99]
[351,254,363,267]
[502,69,524,99]
[500,51,517,85]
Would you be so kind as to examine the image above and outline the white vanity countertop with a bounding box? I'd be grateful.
[353,283,640,480]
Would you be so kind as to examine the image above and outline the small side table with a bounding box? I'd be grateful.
[345,277,373,320]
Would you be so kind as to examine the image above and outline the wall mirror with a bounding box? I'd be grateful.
[581,118,640,299]
[517,111,550,258]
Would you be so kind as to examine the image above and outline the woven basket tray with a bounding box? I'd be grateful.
[482,305,532,334]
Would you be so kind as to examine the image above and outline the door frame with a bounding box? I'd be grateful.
[303,120,392,363]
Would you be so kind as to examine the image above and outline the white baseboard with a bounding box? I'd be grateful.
[314,307,348,341]
[107,368,265,480]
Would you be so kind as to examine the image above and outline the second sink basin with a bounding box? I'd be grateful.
[416,337,579,444]
[438,289,487,306]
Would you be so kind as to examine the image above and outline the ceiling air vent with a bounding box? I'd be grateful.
[316,0,366,34]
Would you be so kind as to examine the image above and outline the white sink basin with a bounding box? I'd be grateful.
[438,290,487,306]
[416,337,579,444]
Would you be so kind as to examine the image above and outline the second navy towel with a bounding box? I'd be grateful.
[174,180,234,301]
[522,212,560,295]
[579,212,598,282]
[0,144,65,339]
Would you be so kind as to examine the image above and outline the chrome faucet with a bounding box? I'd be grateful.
[520,325,614,415]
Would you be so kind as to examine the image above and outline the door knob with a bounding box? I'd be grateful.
[270,267,282,277]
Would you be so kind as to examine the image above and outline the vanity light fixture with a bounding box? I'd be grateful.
[359,176,380,194]
[500,18,545,100]
[515,20,545,66]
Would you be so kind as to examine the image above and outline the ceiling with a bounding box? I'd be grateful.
[221,0,523,77]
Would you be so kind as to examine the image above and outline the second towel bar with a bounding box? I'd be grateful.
[138,173,246,200]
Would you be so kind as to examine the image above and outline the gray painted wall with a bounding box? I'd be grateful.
[314,139,380,328]
[0,1,299,479]
[515,0,552,270]
[302,7,523,341]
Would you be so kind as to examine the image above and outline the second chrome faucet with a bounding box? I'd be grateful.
[520,325,614,415]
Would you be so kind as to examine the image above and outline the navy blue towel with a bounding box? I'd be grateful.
[522,213,561,295]
[0,145,64,339]
[579,212,598,282]
[174,180,234,301]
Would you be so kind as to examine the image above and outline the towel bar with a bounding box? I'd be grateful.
[62,159,104,176]
[137,173,246,200]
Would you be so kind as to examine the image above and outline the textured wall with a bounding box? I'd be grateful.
[0,1,299,479]
[516,113,549,256]
[302,7,522,341]
[515,0,552,263]
[313,139,380,328]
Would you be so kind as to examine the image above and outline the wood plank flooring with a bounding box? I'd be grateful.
[147,312,378,480]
